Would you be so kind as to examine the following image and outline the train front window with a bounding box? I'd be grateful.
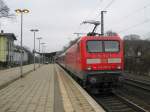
[87,40,119,53]
[87,41,103,52]
[104,41,119,52]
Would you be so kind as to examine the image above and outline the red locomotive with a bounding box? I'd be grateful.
[57,21,124,92]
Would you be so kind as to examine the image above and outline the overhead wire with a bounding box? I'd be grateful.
[93,1,150,37]
[116,2,150,36]
[77,0,116,34]
[73,0,104,36]
[84,0,104,20]
[64,0,105,49]
[82,1,150,37]
[118,3,150,22]
[118,19,150,33]
[75,0,116,32]
[106,3,150,30]
[96,0,116,19]
[103,0,115,10]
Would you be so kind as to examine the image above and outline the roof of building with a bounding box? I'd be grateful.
[0,33,17,40]
[42,52,57,58]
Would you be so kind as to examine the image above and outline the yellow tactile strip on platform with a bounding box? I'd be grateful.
[55,64,105,112]
[55,67,74,112]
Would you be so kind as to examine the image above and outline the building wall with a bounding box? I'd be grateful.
[12,50,29,65]
[8,39,15,63]
[13,52,20,65]
[0,36,8,62]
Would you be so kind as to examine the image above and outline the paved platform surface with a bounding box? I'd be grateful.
[0,64,105,112]
[0,64,39,89]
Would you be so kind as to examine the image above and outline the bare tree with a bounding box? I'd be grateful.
[124,34,150,75]
[124,34,141,40]
[0,0,14,18]
[105,30,118,36]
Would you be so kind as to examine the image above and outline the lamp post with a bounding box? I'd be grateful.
[43,45,46,64]
[15,9,29,77]
[36,37,42,67]
[40,42,46,64]
[30,29,39,71]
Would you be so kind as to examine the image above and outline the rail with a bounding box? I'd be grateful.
[93,92,149,112]
[125,79,150,92]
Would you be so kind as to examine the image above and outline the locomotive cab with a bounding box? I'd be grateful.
[81,36,124,88]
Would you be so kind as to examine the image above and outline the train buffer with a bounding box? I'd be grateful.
[0,64,105,112]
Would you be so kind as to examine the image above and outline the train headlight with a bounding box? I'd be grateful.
[86,66,92,70]
[117,66,121,69]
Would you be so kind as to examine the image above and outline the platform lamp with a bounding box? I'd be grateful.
[43,45,46,64]
[15,9,29,77]
[30,29,39,71]
[40,42,46,64]
[36,37,42,67]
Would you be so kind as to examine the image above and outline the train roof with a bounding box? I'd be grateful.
[60,35,122,56]
[80,35,122,41]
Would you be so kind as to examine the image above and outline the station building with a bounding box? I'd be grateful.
[0,30,17,67]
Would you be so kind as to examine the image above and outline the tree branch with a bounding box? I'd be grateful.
[0,0,12,18]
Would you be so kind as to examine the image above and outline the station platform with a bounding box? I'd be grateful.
[0,64,105,112]
[0,64,39,90]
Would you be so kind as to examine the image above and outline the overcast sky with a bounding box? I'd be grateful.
[0,0,150,52]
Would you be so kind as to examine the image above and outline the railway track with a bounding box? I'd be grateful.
[124,78,150,92]
[59,65,150,112]
[94,92,149,112]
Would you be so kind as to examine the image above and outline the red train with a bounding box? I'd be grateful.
[57,34,124,91]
